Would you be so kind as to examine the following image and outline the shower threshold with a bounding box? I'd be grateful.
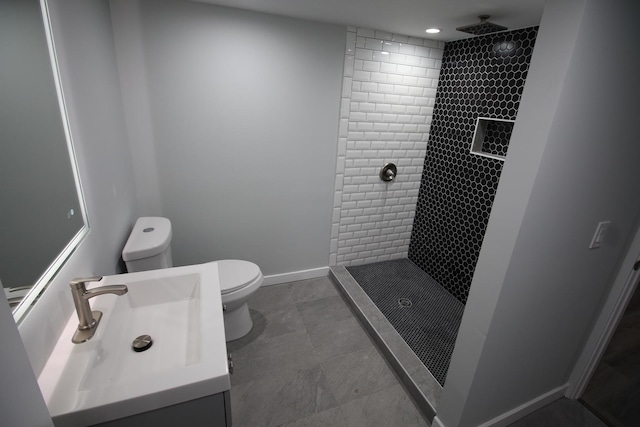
[330,259,463,422]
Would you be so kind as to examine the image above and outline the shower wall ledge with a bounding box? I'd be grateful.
[330,266,441,422]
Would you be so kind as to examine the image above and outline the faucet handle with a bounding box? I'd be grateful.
[70,276,103,289]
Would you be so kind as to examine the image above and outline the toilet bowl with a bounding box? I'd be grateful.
[218,259,264,341]
[122,217,263,342]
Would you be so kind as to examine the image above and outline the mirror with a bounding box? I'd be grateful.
[0,0,89,321]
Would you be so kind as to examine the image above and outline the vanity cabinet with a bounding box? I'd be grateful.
[90,391,231,427]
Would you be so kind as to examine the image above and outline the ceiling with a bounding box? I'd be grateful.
[191,0,545,41]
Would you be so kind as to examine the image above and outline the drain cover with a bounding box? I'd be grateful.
[397,298,412,308]
[132,335,153,352]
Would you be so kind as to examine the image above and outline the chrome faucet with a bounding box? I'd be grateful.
[69,276,128,344]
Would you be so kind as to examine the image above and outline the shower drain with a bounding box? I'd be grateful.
[397,298,412,308]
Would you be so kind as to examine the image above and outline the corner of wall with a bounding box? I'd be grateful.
[109,0,163,216]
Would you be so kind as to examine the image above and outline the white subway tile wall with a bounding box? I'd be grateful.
[330,28,444,266]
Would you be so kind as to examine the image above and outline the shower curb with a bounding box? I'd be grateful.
[329,266,441,423]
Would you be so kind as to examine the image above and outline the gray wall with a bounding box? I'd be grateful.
[0,289,52,426]
[436,0,640,425]
[112,0,345,275]
[109,0,163,216]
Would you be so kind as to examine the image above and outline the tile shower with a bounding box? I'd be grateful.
[330,27,445,266]
[331,25,539,412]
[409,27,538,304]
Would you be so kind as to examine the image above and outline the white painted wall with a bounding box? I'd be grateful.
[0,290,52,426]
[109,0,163,216]
[331,27,443,266]
[436,0,640,425]
[18,0,137,378]
[112,0,344,276]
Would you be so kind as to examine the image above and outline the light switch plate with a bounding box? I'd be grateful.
[589,220,611,249]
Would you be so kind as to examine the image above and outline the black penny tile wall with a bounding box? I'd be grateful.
[408,27,538,304]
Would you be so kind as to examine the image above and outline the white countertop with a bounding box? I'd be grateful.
[38,263,230,426]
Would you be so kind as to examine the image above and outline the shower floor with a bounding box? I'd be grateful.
[346,259,464,385]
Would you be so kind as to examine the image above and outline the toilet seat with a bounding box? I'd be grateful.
[218,260,262,295]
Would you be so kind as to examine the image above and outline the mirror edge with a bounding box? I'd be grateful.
[12,0,91,323]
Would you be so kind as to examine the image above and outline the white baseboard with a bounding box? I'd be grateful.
[262,266,330,286]
[431,416,446,427]
[477,384,568,427]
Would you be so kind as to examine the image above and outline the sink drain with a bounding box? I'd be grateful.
[397,298,412,308]
[132,335,153,352]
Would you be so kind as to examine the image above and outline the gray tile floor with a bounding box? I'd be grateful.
[331,265,441,418]
[228,277,603,427]
[227,277,429,427]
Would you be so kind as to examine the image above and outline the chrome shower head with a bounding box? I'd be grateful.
[456,15,508,36]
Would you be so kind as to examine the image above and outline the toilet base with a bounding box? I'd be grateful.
[223,302,253,342]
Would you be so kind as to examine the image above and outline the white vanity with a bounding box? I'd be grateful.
[38,263,231,427]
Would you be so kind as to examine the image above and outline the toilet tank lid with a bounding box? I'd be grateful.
[122,217,172,261]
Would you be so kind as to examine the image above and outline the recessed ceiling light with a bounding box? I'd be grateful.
[426,28,441,34]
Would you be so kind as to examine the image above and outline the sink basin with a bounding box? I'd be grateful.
[38,262,229,427]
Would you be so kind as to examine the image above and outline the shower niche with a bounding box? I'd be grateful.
[470,117,515,160]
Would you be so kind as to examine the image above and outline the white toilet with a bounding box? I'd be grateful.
[122,216,264,342]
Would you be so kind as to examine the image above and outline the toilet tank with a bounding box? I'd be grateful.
[122,217,173,272]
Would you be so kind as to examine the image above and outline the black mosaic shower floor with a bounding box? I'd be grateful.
[347,258,464,386]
